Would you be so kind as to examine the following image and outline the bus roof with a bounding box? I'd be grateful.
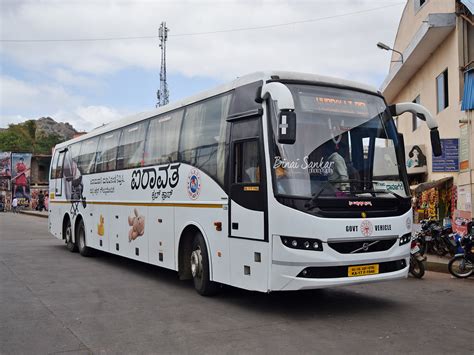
[54,71,379,149]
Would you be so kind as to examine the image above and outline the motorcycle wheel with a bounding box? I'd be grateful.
[448,255,474,278]
[409,256,425,279]
[433,240,447,257]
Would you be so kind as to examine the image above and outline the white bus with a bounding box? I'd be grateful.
[49,71,441,295]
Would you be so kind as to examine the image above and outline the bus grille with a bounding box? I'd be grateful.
[328,238,397,254]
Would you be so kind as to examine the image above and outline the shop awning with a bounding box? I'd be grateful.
[461,69,474,111]
[411,176,453,194]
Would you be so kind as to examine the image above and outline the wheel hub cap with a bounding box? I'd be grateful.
[191,248,202,278]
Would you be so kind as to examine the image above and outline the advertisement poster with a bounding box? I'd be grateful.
[405,144,427,174]
[11,153,32,207]
[459,124,469,171]
[0,152,11,177]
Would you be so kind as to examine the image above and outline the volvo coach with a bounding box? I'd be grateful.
[49,71,441,295]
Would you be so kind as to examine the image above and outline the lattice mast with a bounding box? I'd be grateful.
[156,22,169,107]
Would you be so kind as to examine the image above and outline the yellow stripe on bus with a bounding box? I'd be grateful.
[49,200,224,208]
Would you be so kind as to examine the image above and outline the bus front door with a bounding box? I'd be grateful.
[229,117,266,241]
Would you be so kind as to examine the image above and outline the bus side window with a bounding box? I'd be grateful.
[144,110,183,166]
[50,150,59,179]
[234,140,260,184]
[96,131,121,173]
[56,151,65,179]
[117,121,148,170]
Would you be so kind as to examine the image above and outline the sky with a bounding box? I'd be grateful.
[0,0,406,132]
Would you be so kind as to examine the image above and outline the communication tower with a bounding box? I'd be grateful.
[156,22,169,107]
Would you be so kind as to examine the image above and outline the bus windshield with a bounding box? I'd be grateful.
[270,84,408,199]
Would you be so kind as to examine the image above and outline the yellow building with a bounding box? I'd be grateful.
[381,0,473,223]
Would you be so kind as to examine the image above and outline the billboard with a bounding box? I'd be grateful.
[406,144,427,175]
[11,153,32,207]
[0,152,11,177]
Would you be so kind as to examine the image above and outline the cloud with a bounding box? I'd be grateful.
[1,0,403,129]
[0,75,125,131]
[1,0,402,83]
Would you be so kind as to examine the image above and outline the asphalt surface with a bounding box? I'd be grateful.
[0,213,472,355]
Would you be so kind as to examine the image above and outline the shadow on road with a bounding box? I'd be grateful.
[68,246,399,319]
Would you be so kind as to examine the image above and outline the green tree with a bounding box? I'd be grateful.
[0,120,66,154]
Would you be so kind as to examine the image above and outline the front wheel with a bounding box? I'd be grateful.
[448,255,473,278]
[190,233,218,296]
[409,255,425,279]
[77,219,93,257]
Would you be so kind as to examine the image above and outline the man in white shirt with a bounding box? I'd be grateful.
[12,197,18,213]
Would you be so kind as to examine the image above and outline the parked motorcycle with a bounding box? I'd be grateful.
[448,223,474,279]
[409,236,426,279]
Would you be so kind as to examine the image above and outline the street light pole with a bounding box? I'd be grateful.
[377,42,404,63]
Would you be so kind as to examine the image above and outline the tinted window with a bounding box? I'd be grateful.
[144,110,183,166]
[56,151,65,179]
[50,150,59,179]
[234,140,260,184]
[117,121,148,170]
[179,93,232,185]
[96,131,120,173]
[436,69,449,113]
[77,137,100,174]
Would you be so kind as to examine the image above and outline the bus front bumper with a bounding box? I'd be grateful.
[270,257,409,291]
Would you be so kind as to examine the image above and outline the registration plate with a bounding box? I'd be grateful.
[411,245,420,254]
[348,264,379,277]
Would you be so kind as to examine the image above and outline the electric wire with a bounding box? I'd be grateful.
[0,2,404,43]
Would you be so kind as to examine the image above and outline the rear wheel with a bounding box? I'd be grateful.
[77,219,93,257]
[409,255,425,279]
[65,219,78,252]
[191,233,218,296]
[448,255,473,278]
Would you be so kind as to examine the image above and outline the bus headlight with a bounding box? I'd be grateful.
[399,233,411,246]
[281,236,323,251]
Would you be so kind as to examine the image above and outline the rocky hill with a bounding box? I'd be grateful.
[35,117,78,140]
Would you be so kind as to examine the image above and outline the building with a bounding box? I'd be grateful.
[380,0,473,225]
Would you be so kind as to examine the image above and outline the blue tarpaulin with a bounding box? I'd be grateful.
[462,69,474,111]
[460,0,474,14]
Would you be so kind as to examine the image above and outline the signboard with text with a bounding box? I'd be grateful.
[432,139,459,172]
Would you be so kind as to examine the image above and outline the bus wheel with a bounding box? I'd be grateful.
[190,233,218,296]
[77,219,93,257]
[65,219,78,252]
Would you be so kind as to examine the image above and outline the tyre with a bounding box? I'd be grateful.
[190,233,218,296]
[433,240,447,257]
[448,255,473,278]
[65,218,78,252]
[77,219,93,257]
[417,235,427,256]
[409,256,425,279]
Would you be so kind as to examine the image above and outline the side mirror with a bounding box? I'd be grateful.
[430,128,442,157]
[278,110,296,144]
[389,103,442,157]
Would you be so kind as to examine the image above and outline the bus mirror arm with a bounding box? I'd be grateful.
[389,102,442,157]
[259,82,297,144]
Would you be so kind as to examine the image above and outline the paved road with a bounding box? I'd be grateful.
[0,213,472,355]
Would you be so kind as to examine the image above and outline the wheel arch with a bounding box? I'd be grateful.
[177,222,213,281]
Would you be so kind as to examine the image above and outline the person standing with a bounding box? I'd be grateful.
[37,190,45,212]
[12,197,18,213]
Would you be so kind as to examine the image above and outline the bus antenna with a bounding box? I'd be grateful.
[156,22,169,107]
